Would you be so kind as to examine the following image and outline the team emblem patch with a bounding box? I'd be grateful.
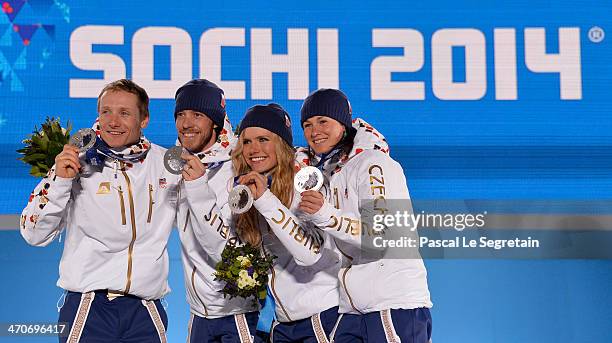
[97,182,111,194]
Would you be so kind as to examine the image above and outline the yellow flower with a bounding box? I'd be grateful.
[236,269,260,289]
[236,256,252,268]
[237,270,252,289]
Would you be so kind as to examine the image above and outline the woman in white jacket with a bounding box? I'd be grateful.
[232,103,342,342]
[298,89,433,342]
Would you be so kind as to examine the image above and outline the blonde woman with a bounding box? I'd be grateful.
[233,103,342,342]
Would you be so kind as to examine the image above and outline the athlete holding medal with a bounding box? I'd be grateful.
[298,89,433,342]
[232,104,342,343]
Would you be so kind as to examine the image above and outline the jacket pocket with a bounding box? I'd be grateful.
[117,186,126,225]
[147,183,154,223]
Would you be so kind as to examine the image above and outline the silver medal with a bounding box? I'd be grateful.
[228,184,254,214]
[294,166,324,193]
[164,146,186,175]
[69,128,96,153]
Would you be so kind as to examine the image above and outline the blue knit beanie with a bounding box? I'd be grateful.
[239,103,293,146]
[174,79,226,129]
[300,88,352,129]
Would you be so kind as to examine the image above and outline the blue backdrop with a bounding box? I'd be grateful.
[1,0,611,342]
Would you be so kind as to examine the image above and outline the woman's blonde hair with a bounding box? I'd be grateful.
[231,131,296,246]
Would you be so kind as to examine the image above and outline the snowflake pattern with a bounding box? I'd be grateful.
[1,1,71,92]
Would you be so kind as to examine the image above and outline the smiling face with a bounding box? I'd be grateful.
[175,110,216,153]
[98,90,149,148]
[302,115,346,155]
[241,127,279,174]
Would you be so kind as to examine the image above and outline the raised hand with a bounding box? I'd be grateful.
[54,144,81,178]
[299,190,325,214]
[181,152,207,181]
[238,171,268,199]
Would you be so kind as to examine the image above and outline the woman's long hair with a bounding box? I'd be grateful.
[231,133,296,246]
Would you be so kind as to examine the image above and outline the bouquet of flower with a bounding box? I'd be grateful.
[17,117,72,177]
[213,243,275,303]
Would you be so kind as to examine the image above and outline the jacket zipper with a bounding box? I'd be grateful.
[262,244,292,321]
[270,266,292,321]
[335,239,363,314]
[191,266,209,316]
[120,162,137,295]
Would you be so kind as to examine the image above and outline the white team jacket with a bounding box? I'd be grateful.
[184,178,341,322]
[176,119,258,319]
[254,190,341,323]
[178,164,260,319]
[20,144,180,300]
[301,119,433,315]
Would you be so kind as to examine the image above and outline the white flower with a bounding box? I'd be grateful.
[237,270,252,289]
[236,269,260,289]
[236,256,252,268]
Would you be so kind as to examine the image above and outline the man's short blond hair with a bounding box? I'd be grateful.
[97,79,150,118]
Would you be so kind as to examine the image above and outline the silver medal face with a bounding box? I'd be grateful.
[228,184,254,214]
[163,146,186,175]
[69,128,96,153]
[294,166,324,193]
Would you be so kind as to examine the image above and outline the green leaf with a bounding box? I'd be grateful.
[21,153,47,163]
[31,135,48,152]
[29,166,42,177]
[18,117,71,178]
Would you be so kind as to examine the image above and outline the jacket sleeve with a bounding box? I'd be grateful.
[305,151,412,251]
[182,174,234,262]
[20,173,74,247]
[253,190,323,266]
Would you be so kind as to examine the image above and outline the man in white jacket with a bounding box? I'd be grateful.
[21,79,178,343]
[172,79,259,342]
